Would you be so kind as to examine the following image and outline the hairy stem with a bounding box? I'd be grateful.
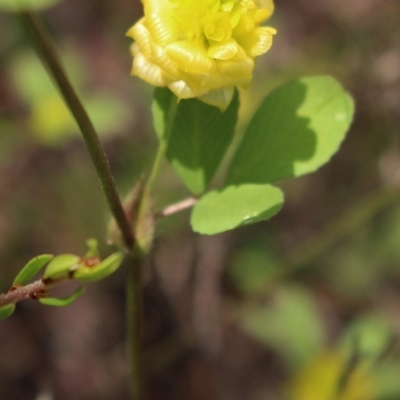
[18,11,145,400]
[18,12,133,250]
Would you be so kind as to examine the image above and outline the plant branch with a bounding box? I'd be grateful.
[18,12,133,250]
[0,276,69,307]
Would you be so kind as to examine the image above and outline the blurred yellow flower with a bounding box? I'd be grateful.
[286,351,374,400]
[127,0,276,110]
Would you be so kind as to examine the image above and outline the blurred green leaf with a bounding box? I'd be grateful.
[228,245,278,294]
[9,50,128,145]
[227,76,354,185]
[0,304,15,321]
[13,254,54,285]
[0,0,61,12]
[191,184,283,235]
[152,88,239,195]
[86,95,130,136]
[43,254,80,279]
[340,313,393,360]
[11,50,83,102]
[375,362,400,400]
[39,286,85,307]
[239,286,325,369]
[85,238,99,258]
[74,252,124,282]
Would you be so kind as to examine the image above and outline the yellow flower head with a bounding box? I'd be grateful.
[127,0,276,110]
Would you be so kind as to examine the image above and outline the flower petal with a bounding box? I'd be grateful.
[128,0,276,108]
[132,52,170,87]
[165,41,216,74]
[198,87,235,111]
[208,39,240,60]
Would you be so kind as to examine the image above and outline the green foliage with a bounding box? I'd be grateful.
[9,51,129,145]
[152,88,239,195]
[43,254,80,279]
[0,0,61,11]
[39,286,85,307]
[74,252,124,282]
[239,286,326,369]
[85,239,100,258]
[153,76,354,235]
[227,242,278,294]
[375,363,400,400]
[227,76,354,185]
[13,254,54,285]
[0,304,16,320]
[340,313,393,360]
[152,87,173,141]
[191,184,283,235]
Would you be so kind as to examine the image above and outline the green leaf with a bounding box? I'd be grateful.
[152,87,174,140]
[39,286,85,307]
[152,88,240,195]
[227,76,354,185]
[190,184,284,235]
[13,254,54,285]
[0,304,16,321]
[85,238,99,257]
[43,254,80,279]
[74,252,124,282]
[0,0,61,11]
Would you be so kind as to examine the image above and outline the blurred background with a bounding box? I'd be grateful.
[1,0,400,399]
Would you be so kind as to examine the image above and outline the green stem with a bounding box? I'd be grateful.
[127,256,144,400]
[19,11,144,400]
[124,94,178,399]
[146,97,178,192]
[18,12,134,250]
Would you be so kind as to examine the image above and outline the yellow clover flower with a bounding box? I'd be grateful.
[127,0,276,110]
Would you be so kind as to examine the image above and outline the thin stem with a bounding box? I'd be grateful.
[155,196,198,219]
[124,96,178,400]
[18,11,144,400]
[127,256,145,400]
[18,12,133,250]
